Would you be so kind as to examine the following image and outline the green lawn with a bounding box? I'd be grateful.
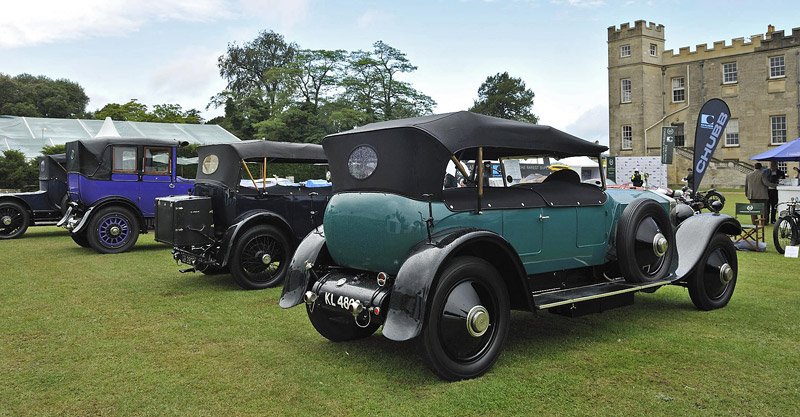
[1,192,799,416]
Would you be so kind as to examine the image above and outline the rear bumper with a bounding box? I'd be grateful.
[57,204,93,233]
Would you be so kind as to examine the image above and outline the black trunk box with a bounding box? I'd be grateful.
[155,195,215,247]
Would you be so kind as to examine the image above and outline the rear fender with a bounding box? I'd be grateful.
[0,195,33,213]
[73,197,144,233]
[218,210,293,268]
[383,228,528,342]
[279,229,328,308]
[674,213,741,280]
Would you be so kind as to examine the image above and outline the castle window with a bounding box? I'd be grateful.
[672,123,685,147]
[724,119,739,147]
[622,125,633,150]
[771,115,787,144]
[777,161,788,174]
[723,62,737,84]
[769,55,785,78]
[620,44,631,57]
[672,77,685,102]
[621,79,632,103]
[649,43,657,57]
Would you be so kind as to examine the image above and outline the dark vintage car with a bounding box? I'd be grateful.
[280,111,742,380]
[154,140,330,289]
[58,137,194,253]
[0,154,68,239]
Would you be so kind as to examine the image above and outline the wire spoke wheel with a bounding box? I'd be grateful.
[773,216,798,255]
[0,202,30,239]
[97,214,131,248]
[230,224,291,289]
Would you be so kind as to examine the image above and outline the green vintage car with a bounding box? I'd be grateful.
[280,111,741,381]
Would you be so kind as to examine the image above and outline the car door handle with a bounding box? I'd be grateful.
[169,183,175,189]
[539,214,550,222]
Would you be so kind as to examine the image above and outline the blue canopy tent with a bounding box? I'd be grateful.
[751,138,800,161]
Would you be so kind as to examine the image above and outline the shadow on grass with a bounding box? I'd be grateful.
[19,229,68,239]
[168,272,241,292]
[304,293,699,383]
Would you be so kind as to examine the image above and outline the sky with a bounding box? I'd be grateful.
[2,0,800,146]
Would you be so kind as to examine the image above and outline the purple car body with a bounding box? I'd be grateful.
[58,137,193,253]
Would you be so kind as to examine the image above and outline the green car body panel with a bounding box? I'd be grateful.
[323,188,670,276]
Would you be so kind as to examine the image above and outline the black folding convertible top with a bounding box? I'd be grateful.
[196,140,326,186]
[327,111,608,159]
[323,111,607,198]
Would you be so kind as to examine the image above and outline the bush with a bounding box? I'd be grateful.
[0,150,38,190]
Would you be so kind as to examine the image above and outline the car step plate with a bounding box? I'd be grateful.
[532,278,674,310]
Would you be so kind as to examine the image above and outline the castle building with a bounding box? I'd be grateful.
[607,20,800,186]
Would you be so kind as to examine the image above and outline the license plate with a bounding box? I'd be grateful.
[321,292,359,311]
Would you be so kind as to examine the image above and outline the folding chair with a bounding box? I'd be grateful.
[734,202,766,251]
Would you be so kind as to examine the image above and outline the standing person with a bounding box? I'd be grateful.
[630,170,644,187]
[682,168,694,190]
[744,163,770,224]
[793,166,800,186]
[766,161,786,224]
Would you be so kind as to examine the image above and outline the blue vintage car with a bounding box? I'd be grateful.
[0,154,68,239]
[58,137,193,253]
[281,112,742,380]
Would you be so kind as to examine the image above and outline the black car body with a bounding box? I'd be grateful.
[155,140,330,289]
[0,154,68,239]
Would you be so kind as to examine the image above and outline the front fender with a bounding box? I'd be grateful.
[383,228,526,342]
[218,210,293,267]
[674,213,741,279]
[279,229,327,308]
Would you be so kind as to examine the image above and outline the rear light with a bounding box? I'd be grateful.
[377,272,388,287]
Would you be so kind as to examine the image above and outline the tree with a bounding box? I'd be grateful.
[41,144,66,155]
[0,150,38,190]
[94,100,203,123]
[342,41,435,122]
[469,72,538,123]
[215,30,298,118]
[290,49,347,110]
[0,73,89,118]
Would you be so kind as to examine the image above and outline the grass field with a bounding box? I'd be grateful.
[1,192,799,416]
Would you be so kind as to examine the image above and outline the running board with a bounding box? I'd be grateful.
[533,278,674,310]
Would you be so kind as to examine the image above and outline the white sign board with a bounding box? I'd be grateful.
[614,156,669,188]
[785,246,799,258]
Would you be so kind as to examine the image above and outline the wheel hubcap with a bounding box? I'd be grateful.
[719,263,733,284]
[466,305,490,337]
[261,253,272,265]
[109,226,121,237]
[1,216,11,226]
[652,233,668,257]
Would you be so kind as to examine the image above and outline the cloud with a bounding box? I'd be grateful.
[550,0,606,7]
[0,0,309,48]
[564,105,609,146]
[357,10,390,29]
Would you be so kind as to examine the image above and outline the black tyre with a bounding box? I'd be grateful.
[688,233,738,311]
[416,256,510,381]
[0,201,30,239]
[70,229,91,248]
[773,216,798,255]
[616,198,675,283]
[230,224,291,289]
[86,206,140,254]
[59,194,70,215]
[307,304,380,342]
[704,191,725,213]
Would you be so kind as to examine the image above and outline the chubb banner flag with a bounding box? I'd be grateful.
[692,99,730,191]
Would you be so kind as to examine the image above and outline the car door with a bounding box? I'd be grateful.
[110,145,141,206]
[139,147,174,217]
